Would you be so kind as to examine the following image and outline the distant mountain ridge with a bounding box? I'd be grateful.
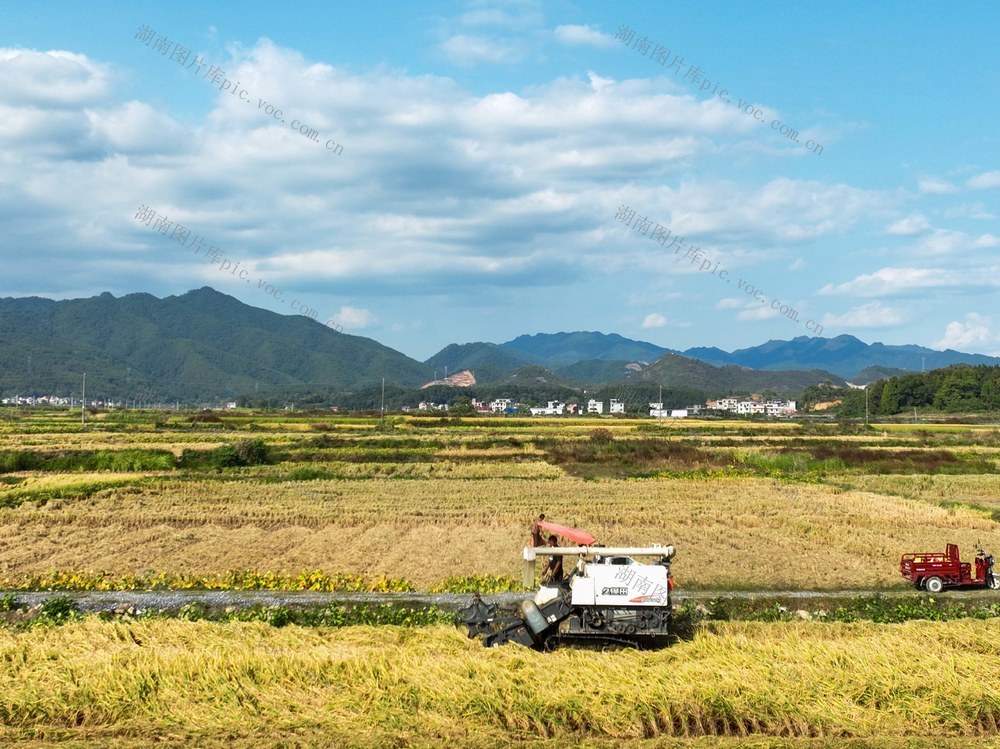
[3,289,997,405]
[501,332,671,367]
[633,353,845,397]
[682,335,1000,378]
[425,331,997,381]
[0,288,431,402]
[423,342,535,384]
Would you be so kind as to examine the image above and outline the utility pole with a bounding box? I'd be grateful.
[864,386,869,426]
[380,376,386,420]
[81,373,86,426]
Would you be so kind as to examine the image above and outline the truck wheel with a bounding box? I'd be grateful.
[924,576,944,593]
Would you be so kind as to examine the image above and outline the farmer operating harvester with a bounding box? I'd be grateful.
[459,518,675,650]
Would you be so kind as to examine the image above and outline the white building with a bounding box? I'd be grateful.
[530,400,565,416]
[710,398,739,411]
[418,401,449,411]
[764,400,797,416]
[490,398,512,413]
[670,409,688,418]
[735,401,766,415]
[609,399,625,414]
[701,397,796,417]
[587,399,604,414]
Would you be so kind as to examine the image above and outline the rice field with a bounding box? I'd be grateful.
[1,408,999,746]
[831,474,1000,514]
[1,474,998,590]
[0,412,998,589]
[2,617,1000,747]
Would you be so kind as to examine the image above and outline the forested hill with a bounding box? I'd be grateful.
[813,365,1000,417]
[0,288,431,402]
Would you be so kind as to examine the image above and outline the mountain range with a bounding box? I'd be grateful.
[0,288,427,402]
[683,336,1000,378]
[1,288,997,404]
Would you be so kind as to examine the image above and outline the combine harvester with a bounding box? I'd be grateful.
[459,520,675,649]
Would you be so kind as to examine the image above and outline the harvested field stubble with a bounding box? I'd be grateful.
[0,476,997,589]
[1,618,1000,745]
[832,473,1000,513]
[1,416,998,593]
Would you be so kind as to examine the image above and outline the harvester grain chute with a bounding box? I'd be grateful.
[459,522,675,649]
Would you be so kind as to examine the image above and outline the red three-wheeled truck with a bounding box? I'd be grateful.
[900,543,1000,592]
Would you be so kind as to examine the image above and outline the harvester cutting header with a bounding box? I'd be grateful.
[460,518,675,649]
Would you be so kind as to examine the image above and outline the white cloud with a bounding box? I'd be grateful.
[657,177,883,243]
[821,301,904,328]
[818,267,965,296]
[902,229,1000,257]
[944,203,996,220]
[641,312,667,328]
[917,177,956,194]
[715,298,744,310]
[461,9,518,26]
[441,35,526,65]
[330,306,375,329]
[967,171,1000,190]
[553,24,615,48]
[89,100,191,155]
[0,48,114,107]
[460,4,544,30]
[736,304,782,322]
[933,313,995,350]
[884,213,930,236]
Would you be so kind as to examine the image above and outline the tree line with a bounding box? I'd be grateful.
[828,365,1000,417]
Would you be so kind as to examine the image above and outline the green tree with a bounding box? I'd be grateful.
[880,380,899,414]
[450,396,476,416]
[894,374,934,409]
[982,375,1000,410]
[933,368,983,411]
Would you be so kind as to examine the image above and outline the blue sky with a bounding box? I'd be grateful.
[2,0,998,361]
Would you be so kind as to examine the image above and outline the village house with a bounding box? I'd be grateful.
[530,400,565,416]
[490,398,512,413]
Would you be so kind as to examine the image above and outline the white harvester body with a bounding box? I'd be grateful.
[461,543,676,649]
